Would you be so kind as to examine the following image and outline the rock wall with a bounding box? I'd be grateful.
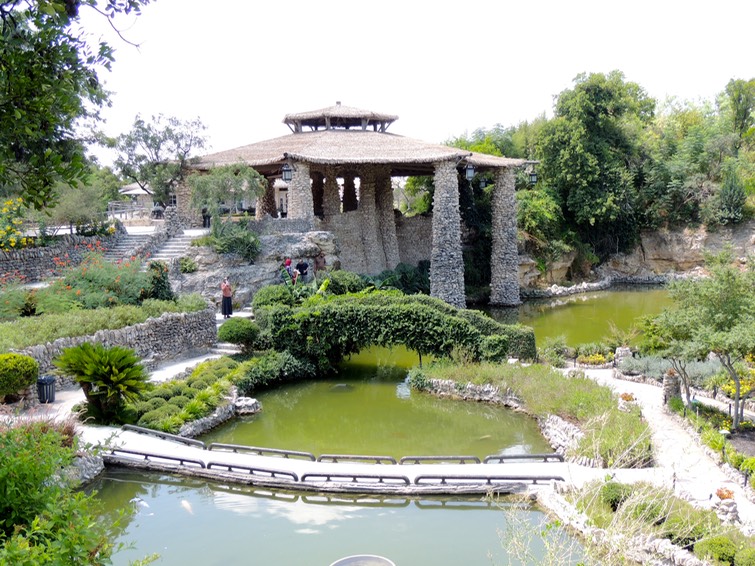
[604,220,755,278]
[18,306,218,401]
[0,232,123,282]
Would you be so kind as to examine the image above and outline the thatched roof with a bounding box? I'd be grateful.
[192,130,526,177]
[284,102,398,133]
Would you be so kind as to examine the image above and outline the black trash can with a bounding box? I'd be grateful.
[37,375,56,404]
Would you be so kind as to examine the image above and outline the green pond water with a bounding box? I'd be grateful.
[200,345,551,458]
[91,470,582,566]
[487,285,670,346]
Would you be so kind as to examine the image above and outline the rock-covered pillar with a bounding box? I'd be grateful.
[312,171,324,218]
[359,166,386,273]
[490,167,521,306]
[256,176,277,219]
[286,161,313,225]
[375,167,400,269]
[430,160,465,309]
[342,172,358,212]
[323,166,341,218]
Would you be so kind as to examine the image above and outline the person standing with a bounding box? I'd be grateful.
[221,277,233,318]
[314,252,326,275]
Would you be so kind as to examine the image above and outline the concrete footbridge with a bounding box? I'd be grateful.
[81,424,620,496]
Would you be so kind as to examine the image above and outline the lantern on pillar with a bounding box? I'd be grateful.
[282,163,293,183]
[464,163,475,181]
[529,168,538,186]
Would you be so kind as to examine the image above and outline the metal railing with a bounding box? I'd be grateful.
[318,454,398,465]
[106,448,206,468]
[301,473,411,485]
[483,453,564,464]
[206,461,299,481]
[207,442,316,461]
[121,425,207,449]
[414,474,565,486]
[399,455,481,465]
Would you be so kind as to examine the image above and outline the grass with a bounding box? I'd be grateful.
[418,361,653,467]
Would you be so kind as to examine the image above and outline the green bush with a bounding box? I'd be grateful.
[600,481,633,512]
[168,395,191,408]
[218,317,261,353]
[0,353,39,398]
[694,535,737,564]
[735,547,755,566]
[145,260,175,301]
[179,256,198,273]
[252,284,295,310]
[207,221,260,262]
[54,343,148,423]
[539,335,569,367]
[326,270,366,295]
[663,503,720,548]
[234,351,317,395]
[480,334,509,362]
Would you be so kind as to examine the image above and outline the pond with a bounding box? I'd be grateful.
[487,285,670,346]
[91,470,583,566]
[199,346,552,459]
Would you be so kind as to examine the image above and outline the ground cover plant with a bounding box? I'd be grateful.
[409,361,653,467]
[571,479,755,565]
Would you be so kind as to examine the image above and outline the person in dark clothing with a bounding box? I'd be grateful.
[220,277,233,318]
[295,259,309,283]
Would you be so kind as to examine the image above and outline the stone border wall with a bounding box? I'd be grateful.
[18,306,217,404]
[0,233,122,282]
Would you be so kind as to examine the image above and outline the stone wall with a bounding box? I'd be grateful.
[0,233,123,282]
[396,214,432,268]
[18,306,217,403]
[430,161,465,308]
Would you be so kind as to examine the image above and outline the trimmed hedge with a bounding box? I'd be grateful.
[0,353,39,397]
[218,317,261,353]
[232,351,317,395]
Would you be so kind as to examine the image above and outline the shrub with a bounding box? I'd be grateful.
[144,260,175,302]
[54,343,149,423]
[694,535,737,564]
[407,367,430,390]
[539,335,569,367]
[0,353,39,398]
[207,221,260,262]
[234,351,316,395]
[168,395,191,408]
[326,270,366,295]
[480,334,509,362]
[251,284,295,310]
[600,481,633,512]
[218,317,261,354]
[735,547,755,566]
[179,256,198,273]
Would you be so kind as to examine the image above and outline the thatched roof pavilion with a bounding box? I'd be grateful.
[187,102,526,307]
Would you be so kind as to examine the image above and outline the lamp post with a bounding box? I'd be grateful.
[529,168,538,186]
[464,163,475,182]
[720,429,731,462]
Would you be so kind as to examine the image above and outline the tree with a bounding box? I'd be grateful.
[113,114,207,206]
[0,0,150,209]
[536,71,655,258]
[650,250,755,429]
[722,78,755,155]
[187,163,266,220]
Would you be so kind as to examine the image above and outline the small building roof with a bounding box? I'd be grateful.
[284,102,398,133]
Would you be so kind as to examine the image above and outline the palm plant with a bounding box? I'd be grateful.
[54,343,149,423]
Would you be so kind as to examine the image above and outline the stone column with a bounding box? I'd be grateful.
[375,167,400,269]
[287,161,313,225]
[359,166,386,273]
[256,176,277,219]
[430,161,465,309]
[312,171,324,218]
[342,172,358,212]
[490,167,521,306]
[323,166,341,218]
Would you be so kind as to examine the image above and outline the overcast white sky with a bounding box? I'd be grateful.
[79,0,754,163]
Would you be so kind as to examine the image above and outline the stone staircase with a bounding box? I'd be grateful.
[148,235,195,263]
[102,233,153,262]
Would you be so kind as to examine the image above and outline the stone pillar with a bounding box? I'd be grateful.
[430,161,465,309]
[342,172,358,212]
[375,167,400,270]
[163,205,183,237]
[312,171,324,218]
[323,166,341,218]
[287,162,313,225]
[359,166,386,273]
[489,167,521,306]
[256,176,277,219]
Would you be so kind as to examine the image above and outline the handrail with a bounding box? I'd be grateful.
[414,474,565,486]
[106,448,206,468]
[206,461,299,482]
[318,454,398,465]
[399,455,481,465]
[301,473,411,485]
[207,443,316,461]
[483,453,564,464]
[121,424,206,449]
